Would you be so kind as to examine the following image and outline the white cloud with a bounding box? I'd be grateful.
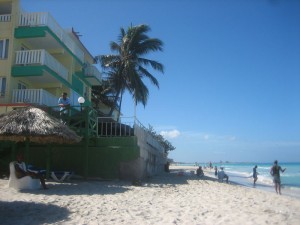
[203,134,210,140]
[160,129,181,139]
[180,131,237,142]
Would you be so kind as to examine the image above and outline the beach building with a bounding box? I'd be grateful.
[0,0,167,180]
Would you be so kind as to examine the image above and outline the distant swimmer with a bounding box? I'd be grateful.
[270,160,286,195]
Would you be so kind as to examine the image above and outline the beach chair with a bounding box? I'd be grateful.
[8,161,40,190]
[50,171,73,182]
[27,166,73,182]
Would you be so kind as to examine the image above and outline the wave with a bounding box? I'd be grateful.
[282,183,300,188]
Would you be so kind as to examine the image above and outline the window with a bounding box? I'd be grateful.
[0,39,9,59]
[0,77,6,97]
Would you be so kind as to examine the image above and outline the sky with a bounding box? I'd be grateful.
[22,0,300,163]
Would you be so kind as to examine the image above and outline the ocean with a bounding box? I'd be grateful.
[188,162,300,198]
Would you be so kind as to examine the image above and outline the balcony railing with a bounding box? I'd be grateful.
[84,65,102,80]
[11,89,83,109]
[0,14,11,22]
[18,12,84,62]
[12,89,58,106]
[97,117,134,137]
[134,118,165,153]
[97,116,164,152]
[15,49,68,81]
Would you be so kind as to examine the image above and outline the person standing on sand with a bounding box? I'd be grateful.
[270,160,286,195]
[214,166,218,177]
[253,165,258,186]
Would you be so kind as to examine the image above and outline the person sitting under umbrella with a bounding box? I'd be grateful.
[14,154,48,189]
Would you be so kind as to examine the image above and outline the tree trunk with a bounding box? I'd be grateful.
[108,89,121,117]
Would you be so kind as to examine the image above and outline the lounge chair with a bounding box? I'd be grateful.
[8,161,40,190]
[27,166,73,182]
[50,171,73,182]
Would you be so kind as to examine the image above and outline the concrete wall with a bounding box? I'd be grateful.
[134,124,166,178]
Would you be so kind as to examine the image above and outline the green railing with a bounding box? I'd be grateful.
[45,106,98,138]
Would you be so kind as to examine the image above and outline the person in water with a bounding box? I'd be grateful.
[214,166,218,177]
[253,165,258,186]
[270,160,286,195]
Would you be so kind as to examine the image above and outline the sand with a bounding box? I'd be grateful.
[1,165,300,225]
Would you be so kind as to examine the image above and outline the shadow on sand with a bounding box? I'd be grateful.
[12,169,228,196]
[0,201,70,225]
[18,179,132,196]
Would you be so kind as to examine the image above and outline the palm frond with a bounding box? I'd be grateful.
[138,58,164,73]
[134,78,149,107]
[136,38,163,55]
[110,41,121,53]
[98,55,121,69]
[137,66,160,88]
[118,28,126,42]
[94,23,164,115]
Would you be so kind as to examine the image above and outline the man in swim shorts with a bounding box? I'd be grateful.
[270,160,286,195]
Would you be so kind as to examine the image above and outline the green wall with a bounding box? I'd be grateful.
[0,137,140,179]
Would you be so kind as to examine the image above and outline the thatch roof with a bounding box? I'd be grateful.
[0,107,82,144]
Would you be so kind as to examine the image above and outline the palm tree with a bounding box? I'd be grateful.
[91,80,114,110]
[95,24,164,118]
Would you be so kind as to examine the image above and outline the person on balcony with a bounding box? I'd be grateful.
[58,92,70,122]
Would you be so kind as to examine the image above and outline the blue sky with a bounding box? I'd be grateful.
[23,0,300,163]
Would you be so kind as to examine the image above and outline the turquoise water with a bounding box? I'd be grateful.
[186,162,300,198]
[211,162,300,187]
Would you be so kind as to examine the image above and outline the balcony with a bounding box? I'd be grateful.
[12,89,82,109]
[12,89,58,107]
[13,49,68,82]
[17,12,84,63]
[84,65,102,85]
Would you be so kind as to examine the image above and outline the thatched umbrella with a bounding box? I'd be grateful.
[0,106,81,144]
[0,106,82,177]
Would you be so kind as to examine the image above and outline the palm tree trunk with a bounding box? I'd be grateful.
[108,89,121,117]
[117,92,123,122]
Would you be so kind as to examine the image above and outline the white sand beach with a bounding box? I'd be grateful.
[1,165,300,225]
